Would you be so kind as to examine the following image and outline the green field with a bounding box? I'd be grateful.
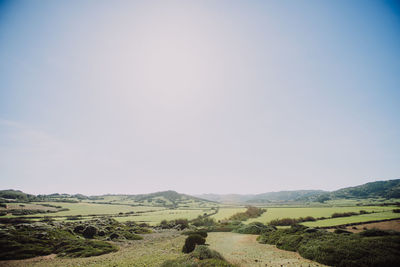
[302,210,400,227]
[115,208,213,225]
[0,203,58,211]
[245,206,395,224]
[3,200,399,229]
[20,202,163,217]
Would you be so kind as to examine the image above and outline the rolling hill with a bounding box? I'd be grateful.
[197,179,400,204]
[196,190,326,204]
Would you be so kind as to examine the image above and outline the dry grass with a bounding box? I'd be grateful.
[206,232,326,267]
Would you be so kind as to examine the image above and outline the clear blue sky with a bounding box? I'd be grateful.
[1,0,399,195]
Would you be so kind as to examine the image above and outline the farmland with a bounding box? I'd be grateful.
[1,186,400,267]
[2,201,400,227]
[302,210,400,227]
[245,206,396,225]
[115,208,214,225]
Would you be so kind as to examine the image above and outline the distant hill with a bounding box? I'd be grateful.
[194,194,255,204]
[2,179,399,205]
[197,190,326,204]
[0,189,216,208]
[321,179,400,201]
[246,190,327,204]
[120,190,217,208]
[198,179,400,204]
[0,189,38,202]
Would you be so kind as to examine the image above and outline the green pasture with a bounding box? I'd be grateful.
[115,208,213,225]
[0,203,58,211]
[302,210,400,227]
[245,206,395,224]
[23,202,163,217]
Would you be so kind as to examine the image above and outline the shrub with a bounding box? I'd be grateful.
[159,219,189,230]
[268,216,316,226]
[109,233,119,240]
[359,228,394,237]
[182,234,206,253]
[183,230,208,238]
[190,245,224,260]
[82,226,98,238]
[234,222,275,234]
[73,225,85,233]
[333,229,352,234]
[229,206,266,221]
[258,224,400,267]
[192,216,216,227]
[331,212,358,218]
[393,209,400,213]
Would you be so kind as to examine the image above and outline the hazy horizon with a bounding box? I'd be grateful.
[1,1,400,195]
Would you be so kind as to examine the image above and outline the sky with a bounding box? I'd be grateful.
[0,0,400,195]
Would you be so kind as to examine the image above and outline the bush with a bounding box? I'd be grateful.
[73,225,85,233]
[0,223,118,260]
[234,222,275,234]
[159,219,189,230]
[257,224,400,267]
[268,216,316,226]
[190,245,224,260]
[182,234,206,253]
[192,216,216,227]
[109,233,119,240]
[183,230,208,238]
[229,206,266,221]
[82,226,98,238]
[359,228,395,237]
[333,229,352,234]
[331,212,358,218]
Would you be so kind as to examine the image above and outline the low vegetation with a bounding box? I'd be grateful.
[257,225,400,266]
[163,245,234,266]
[228,206,266,221]
[233,222,276,234]
[0,222,118,260]
[0,217,152,260]
[182,234,206,253]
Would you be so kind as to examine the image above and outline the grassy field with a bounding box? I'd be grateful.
[302,210,400,227]
[245,206,395,224]
[0,203,58,211]
[3,201,399,228]
[21,202,163,217]
[115,208,213,225]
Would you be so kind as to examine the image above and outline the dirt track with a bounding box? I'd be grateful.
[207,232,326,267]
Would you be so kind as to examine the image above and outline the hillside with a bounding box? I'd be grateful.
[197,190,326,204]
[0,189,216,208]
[198,179,400,204]
[327,179,400,200]
[0,189,39,202]
[115,190,217,208]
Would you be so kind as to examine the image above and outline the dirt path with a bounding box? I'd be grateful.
[207,232,327,267]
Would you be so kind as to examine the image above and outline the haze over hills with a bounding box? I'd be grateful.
[196,179,400,204]
[1,179,399,205]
